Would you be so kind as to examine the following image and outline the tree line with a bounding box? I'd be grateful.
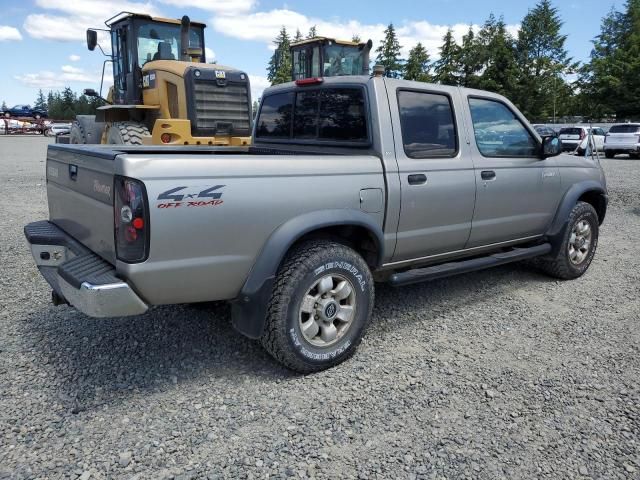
[267,0,640,122]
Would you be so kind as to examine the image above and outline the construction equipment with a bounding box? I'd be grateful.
[70,12,252,146]
[290,37,373,80]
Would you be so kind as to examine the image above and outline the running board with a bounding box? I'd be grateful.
[389,243,551,287]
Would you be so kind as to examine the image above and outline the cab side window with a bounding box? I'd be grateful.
[398,90,457,158]
[468,97,538,157]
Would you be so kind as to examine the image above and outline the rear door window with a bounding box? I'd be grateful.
[397,90,457,158]
[256,87,368,143]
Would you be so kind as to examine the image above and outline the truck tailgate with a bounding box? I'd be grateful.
[46,145,119,264]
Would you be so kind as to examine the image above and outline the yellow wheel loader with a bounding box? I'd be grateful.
[69,12,252,146]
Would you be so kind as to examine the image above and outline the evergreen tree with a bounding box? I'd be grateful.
[476,14,519,98]
[267,27,292,85]
[294,29,303,42]
[433,29,460,86]
[252,100,259,119]
[1,101,7,111]
[375,23,403,78]
[581,1,640,118]
[307,26,317,39]
[34,89,47,111]
[403,43,431,82]
[514,0,575,120]
[458,26,483,88]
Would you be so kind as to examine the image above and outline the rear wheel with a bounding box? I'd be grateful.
[106,121,150,145]
[260,240,374,373]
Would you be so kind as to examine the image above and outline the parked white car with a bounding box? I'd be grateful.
[46,123,72,137]
[559,126,606,153]
[604,123,640,159]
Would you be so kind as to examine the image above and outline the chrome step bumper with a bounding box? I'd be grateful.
[24,221,148,317]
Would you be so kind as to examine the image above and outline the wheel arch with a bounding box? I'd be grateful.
[546,180,607,255]
[231,209,384,339]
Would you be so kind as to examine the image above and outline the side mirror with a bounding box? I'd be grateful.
[86,29,98,51]
[83,89,98,97]
[541,135,562,159]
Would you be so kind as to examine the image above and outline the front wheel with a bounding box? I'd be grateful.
[260,240,374,373]
[604,150,615,159]
[538,201,599,280]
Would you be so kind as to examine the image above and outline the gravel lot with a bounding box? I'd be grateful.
[0,136,638,480]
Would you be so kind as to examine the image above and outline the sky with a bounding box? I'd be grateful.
[0,0,627,106]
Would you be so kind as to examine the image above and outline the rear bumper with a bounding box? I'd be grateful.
[604,143,640,152]
[24,221,148,317]
[561,141,579,151]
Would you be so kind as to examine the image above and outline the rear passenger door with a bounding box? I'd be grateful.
[464,96,561,248]
[389,84,476,263]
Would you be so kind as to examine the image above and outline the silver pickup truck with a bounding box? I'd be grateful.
[25,76,608,372]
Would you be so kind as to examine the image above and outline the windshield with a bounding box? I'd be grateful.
[137,21,204,66]
[322,44,365,76]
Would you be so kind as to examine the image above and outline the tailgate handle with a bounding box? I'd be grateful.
[69,164,78,181]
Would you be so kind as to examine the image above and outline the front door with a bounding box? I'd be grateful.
[389,84,476,263]
[464,96,561,248]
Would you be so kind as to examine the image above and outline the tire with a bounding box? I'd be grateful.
[630,153,640,160]
[260,240,375,373]
[70,115,105,144]
[106,121,150,145]
[69,122,87,144]
[538,201,599,280]
[604,150,615,159]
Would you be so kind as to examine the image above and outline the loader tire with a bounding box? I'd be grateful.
[70,115,105,144]
[106,121,150,145]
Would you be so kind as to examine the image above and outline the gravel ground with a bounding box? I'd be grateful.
[0,136,638,480]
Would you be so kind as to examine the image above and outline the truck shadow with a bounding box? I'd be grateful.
[21,263,553,412]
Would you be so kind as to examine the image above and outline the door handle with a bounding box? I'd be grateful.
[408,174,427,185]
[481,170,496,180]
[69,164,78,181]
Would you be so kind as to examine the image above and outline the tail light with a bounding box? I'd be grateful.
[114,176,149,263]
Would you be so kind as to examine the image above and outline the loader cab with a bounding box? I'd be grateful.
[290,37,373,80]
[89,13,206,105]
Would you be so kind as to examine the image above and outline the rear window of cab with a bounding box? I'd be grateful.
[255,87,369,144]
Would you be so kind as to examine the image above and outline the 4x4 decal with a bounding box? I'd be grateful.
[156,185,225,208]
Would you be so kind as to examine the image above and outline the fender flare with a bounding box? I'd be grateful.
[545,180,607,255]
[231,209,384,339]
